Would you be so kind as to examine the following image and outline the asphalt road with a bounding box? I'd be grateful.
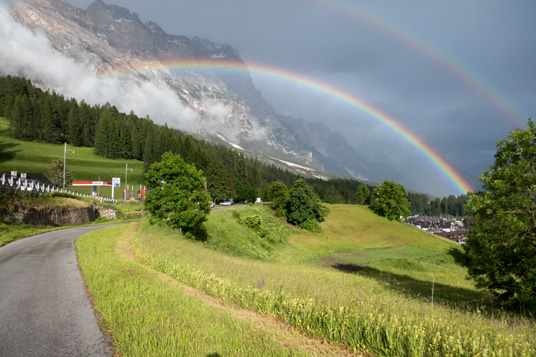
[0,225,116,357]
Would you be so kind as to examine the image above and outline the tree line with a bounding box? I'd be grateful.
[0,76,295,202]
[0,75,466,216]
[306,178,468,217]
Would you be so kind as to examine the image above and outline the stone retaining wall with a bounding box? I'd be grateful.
[8,206,98,225]
[5,205,121,225]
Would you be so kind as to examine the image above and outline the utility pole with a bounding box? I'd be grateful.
[63,143,75,189]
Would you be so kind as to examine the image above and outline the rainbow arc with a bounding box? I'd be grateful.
[309,0,526,127]
[105,58,475,194]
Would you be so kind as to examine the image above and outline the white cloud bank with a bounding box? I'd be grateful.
[0,1,199,131]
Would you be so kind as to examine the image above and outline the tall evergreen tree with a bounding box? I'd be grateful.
[94,108,112,157]
[41,96,62,143]
[206,158,233,203]
[130,124,141,160]
[67,104,83,146]
[80,101,96,147]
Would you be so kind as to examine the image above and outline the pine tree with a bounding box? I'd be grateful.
[94,109,111,157]
[8,95,24,138]
[130,124,141,160]
[143,126,159,171]
[41,96,62,143]
[67,104,83,146]
[48,159,73,187]
[80,101,95,147]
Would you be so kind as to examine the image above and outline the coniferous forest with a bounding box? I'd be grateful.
[0,75,467,216]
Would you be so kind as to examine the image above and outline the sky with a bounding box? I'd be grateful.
[7,0,536,196]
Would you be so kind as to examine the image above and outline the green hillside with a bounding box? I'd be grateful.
[207,204,473,292]
[75,205,535,355]
[0,117,145,197]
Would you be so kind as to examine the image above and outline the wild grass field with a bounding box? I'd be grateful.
[78,225,351,356]
[77,205,536,356]
[0,117,145,197]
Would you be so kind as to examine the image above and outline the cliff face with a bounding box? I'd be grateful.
[9,0,402,183]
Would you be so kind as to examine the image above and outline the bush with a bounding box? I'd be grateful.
[245,215,262,229]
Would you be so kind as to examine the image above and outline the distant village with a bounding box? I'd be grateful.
[407,215,466,244]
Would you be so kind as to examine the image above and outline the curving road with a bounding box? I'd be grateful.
[0,225,116,357]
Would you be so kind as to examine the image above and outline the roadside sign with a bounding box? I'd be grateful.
[112,177,121,188]
[73,181,113,186]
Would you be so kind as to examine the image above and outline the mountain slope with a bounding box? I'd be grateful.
[9,0,401,183]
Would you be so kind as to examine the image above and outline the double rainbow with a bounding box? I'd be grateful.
[308,0,526,127]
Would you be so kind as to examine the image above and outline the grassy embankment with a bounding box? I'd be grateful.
[78,204,536,356]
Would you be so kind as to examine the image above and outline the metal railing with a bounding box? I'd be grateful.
[0,174,117,203]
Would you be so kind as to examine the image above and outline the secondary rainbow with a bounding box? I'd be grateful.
[107,59,475,194]
[307,0,526,127]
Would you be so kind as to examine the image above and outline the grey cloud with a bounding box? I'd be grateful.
[59,1,536,195]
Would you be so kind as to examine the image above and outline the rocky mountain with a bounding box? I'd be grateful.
[9,0,402,183]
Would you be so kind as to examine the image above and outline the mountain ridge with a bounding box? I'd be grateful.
[9,0,403,184]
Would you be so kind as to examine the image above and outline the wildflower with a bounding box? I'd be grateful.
[256,278,265,289]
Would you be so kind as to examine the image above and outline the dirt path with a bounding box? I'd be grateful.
[116,232,363,356]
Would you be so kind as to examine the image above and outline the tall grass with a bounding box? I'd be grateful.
[129,217,535,356]
[76,224,345,356]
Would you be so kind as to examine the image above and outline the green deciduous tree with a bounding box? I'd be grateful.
[355,184,371,205]
[463,118,536,305]
[371,180,410,221]
[286,179,330,231]
[144,152,211,236]
[263,180,289,217]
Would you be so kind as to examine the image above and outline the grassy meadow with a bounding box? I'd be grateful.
[0,117,145,198]
[77,205,535,356]
[77,224,353,356]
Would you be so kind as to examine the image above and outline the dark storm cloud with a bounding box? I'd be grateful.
[65,0,536,196]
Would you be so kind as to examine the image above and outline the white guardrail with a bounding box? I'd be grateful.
[0,174,117,203]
